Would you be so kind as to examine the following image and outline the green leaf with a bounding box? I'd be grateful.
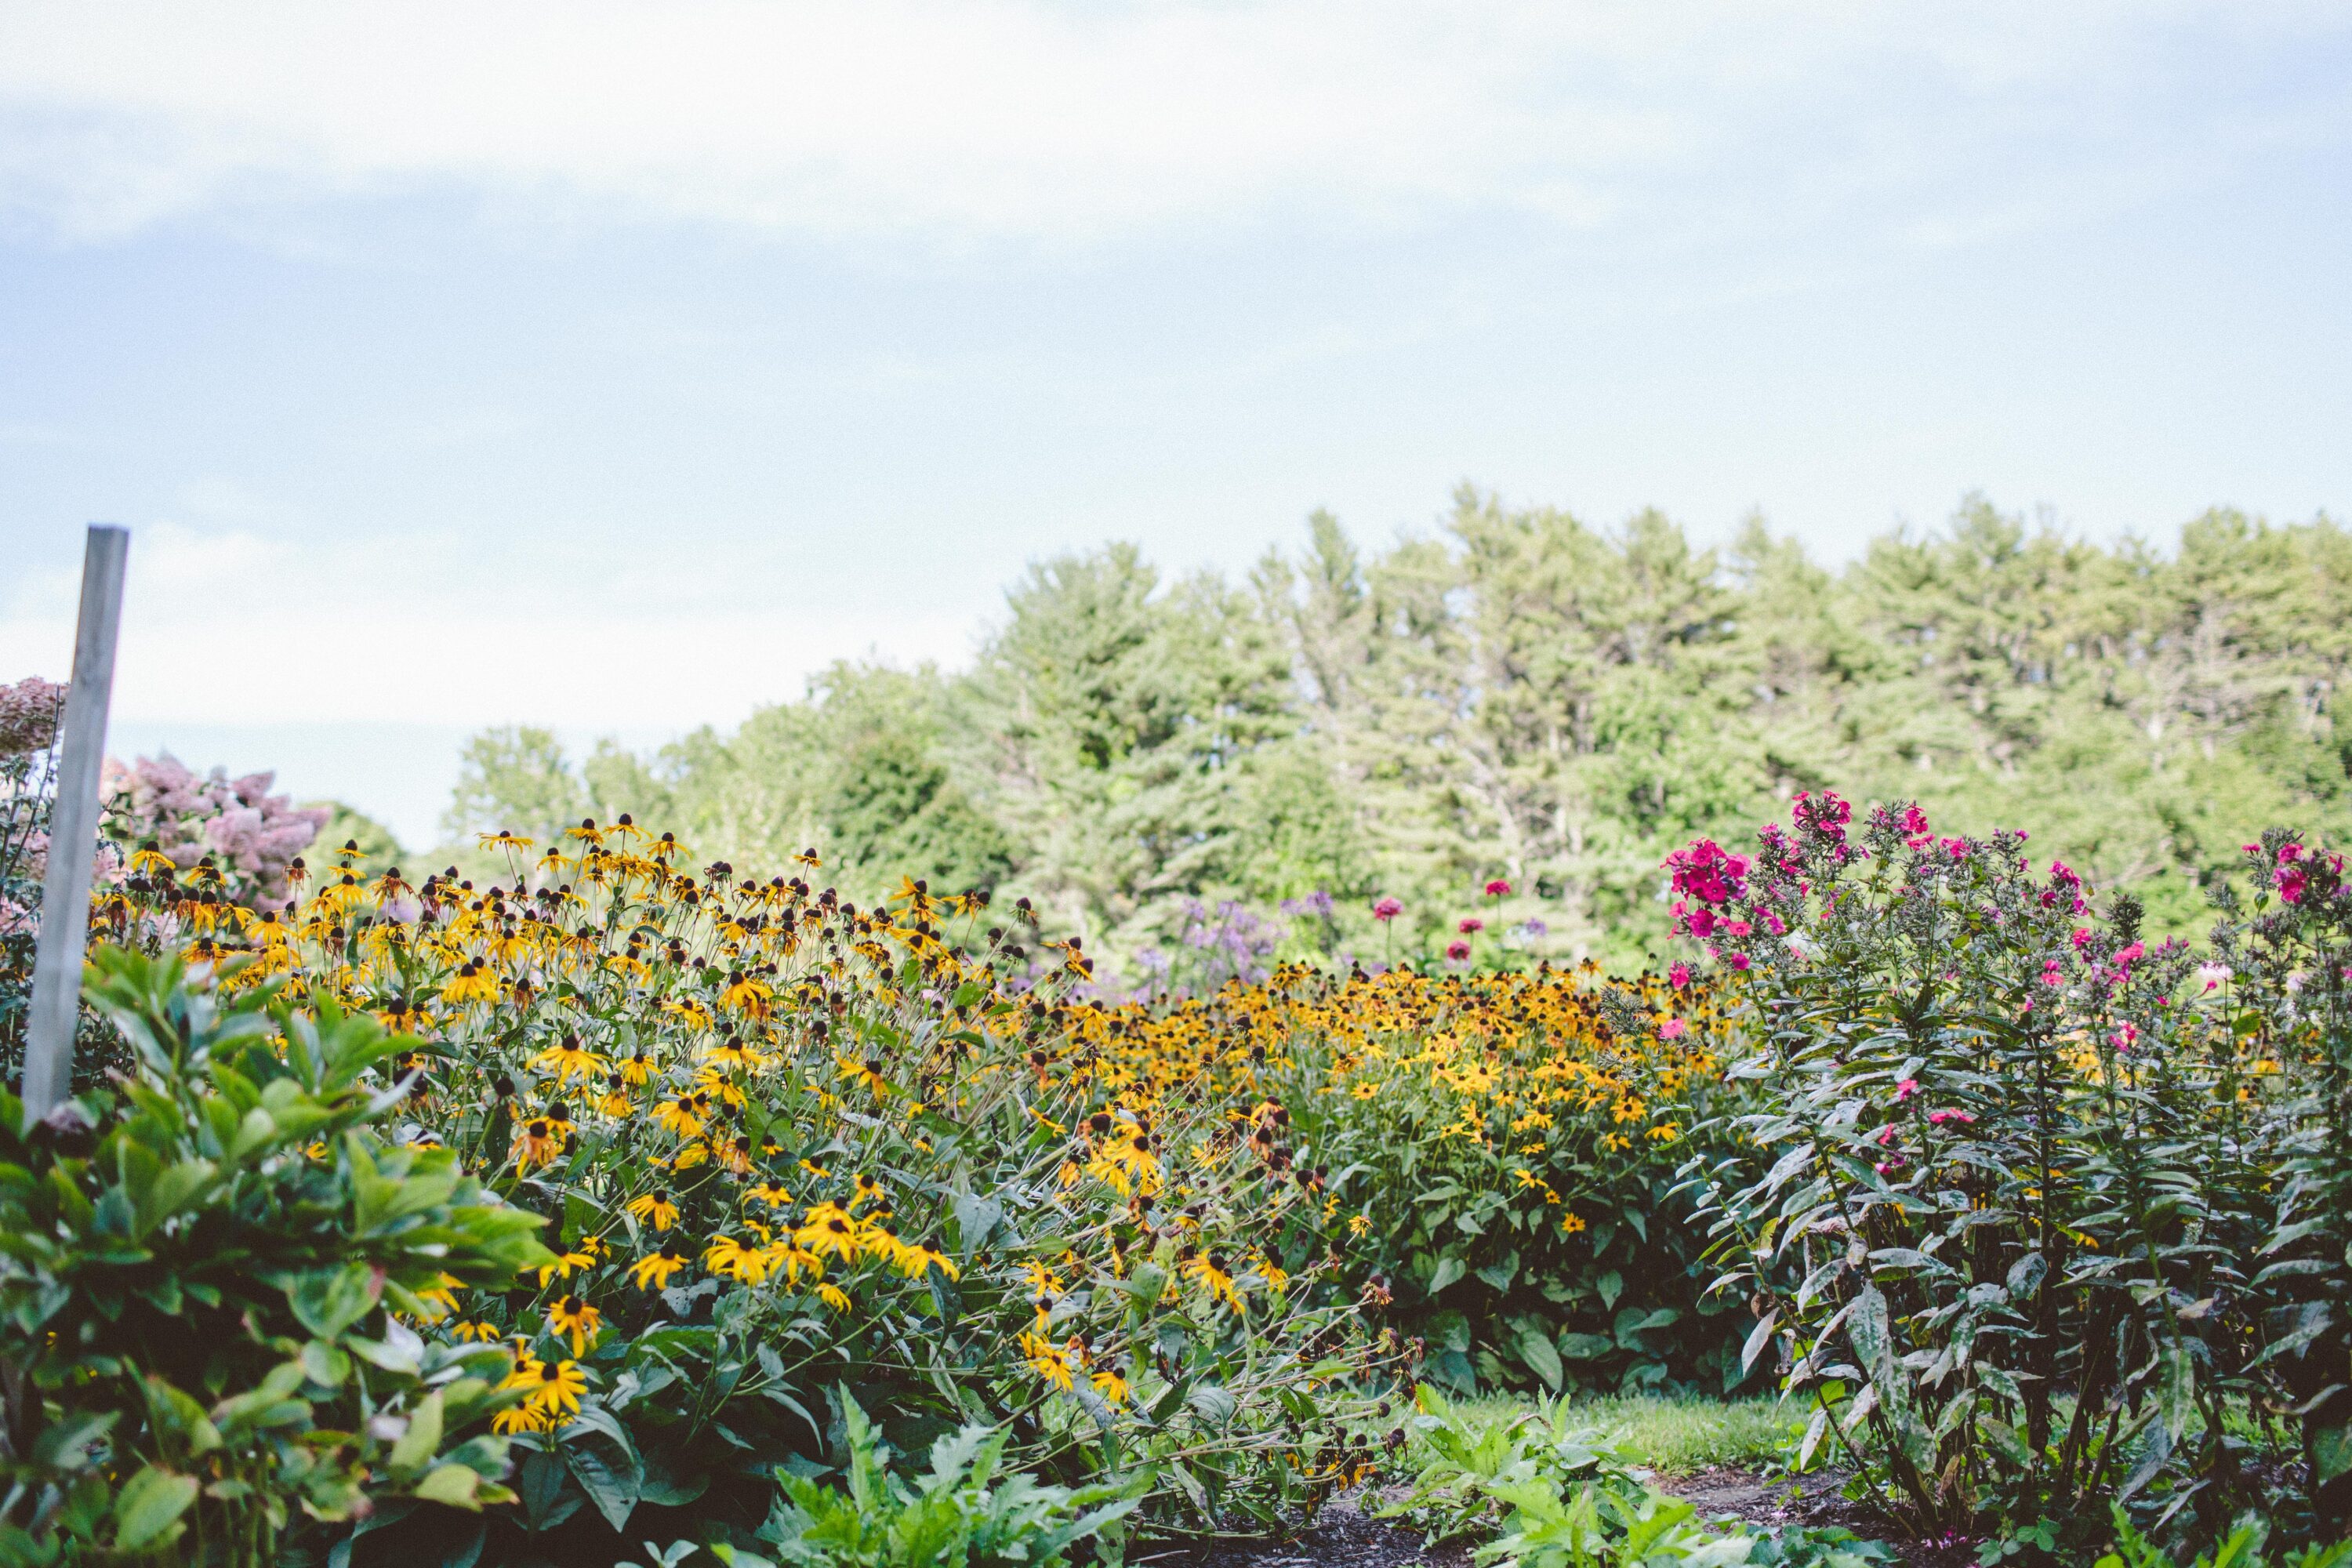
[1516,1326,1563,1391]
[1428,1254,1466,1294]
[112,1465,198,1552]
[390,1391,445,1475]
[414,1465,487,1511]
[2157,1340,2194,1443]
[289,1261,383,1340]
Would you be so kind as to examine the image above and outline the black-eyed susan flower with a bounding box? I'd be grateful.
[794,1202,859,1265]
[1018,1331,1074,1391]
[546,1294,604,1356]
[626,1189,679,1232]
[630,1240,688,1290]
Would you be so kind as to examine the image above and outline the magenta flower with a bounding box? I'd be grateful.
[1370,896,1403,921]
[1483,878,1512,897]
[1457,916,1483,935]
[1668,963,1690,988]
[1445,939,1471,962]
[1666,839,1750,908]
[1926,1109,1976,1127]
[1893,1078,1918,1102]
[1657,1018,1688,1040]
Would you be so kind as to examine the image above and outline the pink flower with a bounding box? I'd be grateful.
[1875,1124,1898,1145]
[2071,927,2092,949]
[1900,804,1932,848]
[1668,963,1691,988]
[2278,866,2308,904]
[1445,939,1471,962]
[1724,919,1751,938]
[1457,916,1483,935]
[1927,1109,1976,1127]
[1725,951,1751,971]
[1483,878,1512,897]
[1371,897,1403,922]
[2110,1024,2138,1054]
[1893,1078,1918,1102]
[1665,839,1750,907]
[1658,1018,1689,1040]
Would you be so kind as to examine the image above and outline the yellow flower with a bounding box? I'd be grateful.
[441,960,500,1004]
[546,1294,604,1356]
[626,1190,680,1232]
[1182,1250,1243,1312]
[1090,1368,1130,1405]
[1019,1331,1075,1391]
[795,1203,860,1264]
[704,1233,775,1285]
[651,1095,704,1140]
[630,1243,689,1291]
[529,1036,608,1086]
[521,1358,587,1417]
[511,1118,566,1174]
[815,1282,853,1312]
[535,1246,595,1288]
[1560,1211,1588,1235]
[492,1403,550,1435]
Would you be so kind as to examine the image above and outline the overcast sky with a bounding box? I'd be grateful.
[2,2,2348,847]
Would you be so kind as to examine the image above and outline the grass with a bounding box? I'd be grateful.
[1430,1392,1806,1475]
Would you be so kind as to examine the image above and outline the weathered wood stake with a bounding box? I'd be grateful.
[21,524,130,1124]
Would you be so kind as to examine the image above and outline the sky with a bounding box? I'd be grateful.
[1,2,2348,849]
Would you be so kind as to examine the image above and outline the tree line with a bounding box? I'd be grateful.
[434,488,2352,975]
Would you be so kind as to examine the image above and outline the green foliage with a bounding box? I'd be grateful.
[1382,1385,1788,1568]
[1678,797,2352,1559]
[307,800,405,878]
[0,947,554,1566]
[714,1392,1140,1568]
[2092,1504,2352,1568]
[468,495,2352,985]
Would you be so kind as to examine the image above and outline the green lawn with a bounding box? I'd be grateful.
[1421,1393,1806,1475]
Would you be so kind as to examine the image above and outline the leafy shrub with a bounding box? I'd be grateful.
[720,1391,1141,1568]
[1674,795,2352,1558]
[1383,1385,1660,1543]
[2093,1503,2352,1568]
[0,947,552,1567]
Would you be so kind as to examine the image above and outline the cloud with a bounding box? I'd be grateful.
[0,519,978,729]
[2,1,2341,246]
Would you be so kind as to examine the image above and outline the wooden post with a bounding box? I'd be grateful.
[21,525,130,1123]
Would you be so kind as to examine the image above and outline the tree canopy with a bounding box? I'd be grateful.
[441,491,2352,976]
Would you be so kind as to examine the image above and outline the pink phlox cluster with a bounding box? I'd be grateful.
[1900,804,1932,848]
[2041,861,2085,913]
[1668,962,1691,988]
[1792,790,1853,846]
[2269,841,2343,905]
[1927,1108,1976,1127]
[1657,1018,1688,1040]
